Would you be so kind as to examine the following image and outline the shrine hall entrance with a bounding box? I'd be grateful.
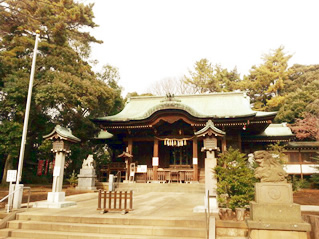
[158,140,193,168]
[167,144,192,166]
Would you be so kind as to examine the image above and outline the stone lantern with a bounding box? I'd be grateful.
[34,125,80,208]
[195,120,225,212]
[117,151,133,182]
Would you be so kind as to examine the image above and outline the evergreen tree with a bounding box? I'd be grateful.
[243,46,292,110]
[214,147,256,209]
[0,0,121,183]
[184,59,241,93]
[276,80,319,123]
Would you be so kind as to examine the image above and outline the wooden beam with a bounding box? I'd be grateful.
[299,149,303,180]
[193,138,198,181]
[153,138,159,181]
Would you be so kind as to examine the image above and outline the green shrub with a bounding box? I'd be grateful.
[214,147,256,210]
[290,175,312,191]
[311,174,319,188]
[66,170,78,187]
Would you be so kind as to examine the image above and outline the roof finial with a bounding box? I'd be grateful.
[166,92,174,101]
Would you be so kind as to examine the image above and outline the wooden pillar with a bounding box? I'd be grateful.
[153,138,159,181]
[222,136,227,152]
[299,149,303,180]
[125,139,133,181]
[128,138,133,154]
[193,138,198,181]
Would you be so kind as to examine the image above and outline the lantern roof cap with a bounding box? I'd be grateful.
[117,151,133,158]
[43,125,81,143]
[96,130,113,139]
[195,120,225,137]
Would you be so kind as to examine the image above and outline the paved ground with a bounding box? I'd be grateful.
[2,188,319,220]
[18,191,207,220]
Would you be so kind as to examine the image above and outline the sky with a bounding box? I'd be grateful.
[86,0,319,96]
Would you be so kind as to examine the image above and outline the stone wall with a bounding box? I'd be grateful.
[216,220,248,239]
[302,214,319,239]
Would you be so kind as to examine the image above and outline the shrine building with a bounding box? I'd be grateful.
[92,92,294,183]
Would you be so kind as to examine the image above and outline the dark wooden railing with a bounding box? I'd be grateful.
[97,190,133,214]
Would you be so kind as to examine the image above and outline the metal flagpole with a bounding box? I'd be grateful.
[13,30,40,209]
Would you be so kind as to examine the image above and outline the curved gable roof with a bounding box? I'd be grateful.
[95,92,276,122]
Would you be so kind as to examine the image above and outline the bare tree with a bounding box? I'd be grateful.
[148,77,197,96]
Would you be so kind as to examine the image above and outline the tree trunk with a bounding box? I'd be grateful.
[1,153,12,185]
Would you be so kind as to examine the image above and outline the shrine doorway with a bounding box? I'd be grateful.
[168,144,192,166]
[158,140,193,168]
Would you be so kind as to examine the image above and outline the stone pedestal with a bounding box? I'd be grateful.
[205,151,217,195]
[12,184,24,209]
[247,183,311,238]
[52,152,65,192]
[47,192,65,203]
[76,168,97,190]
[33,191,76,209]
[194,151,219,213]
[205,151,218,212]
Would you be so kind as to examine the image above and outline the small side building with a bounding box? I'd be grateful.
[284,141,319,179]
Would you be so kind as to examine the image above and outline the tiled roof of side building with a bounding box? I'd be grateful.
[95,92,277,122]
[258,123,294,137]
[287,141,319,148]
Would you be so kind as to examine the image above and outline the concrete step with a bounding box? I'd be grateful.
[216,237,247,239]
[0,228,203,239]
[0,237,27,239]
[102,183,205,193]
[6,220,205,238]
[17,214,205,228]
[0,213,7,220]
[0,238,27,239]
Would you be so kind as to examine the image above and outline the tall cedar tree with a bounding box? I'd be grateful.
[243,46,292,111]
[184,58,241,94]
[0,0,121,184]
[276,65,319,123]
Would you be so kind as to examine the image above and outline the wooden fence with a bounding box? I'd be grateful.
[97,190,133,214]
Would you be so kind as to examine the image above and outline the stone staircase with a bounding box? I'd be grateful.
[0,213,6,220]
[96,182,205,194]
[0,214,206,239]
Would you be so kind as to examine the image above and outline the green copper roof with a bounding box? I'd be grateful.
[95,92,277,122]
[258,123,294,137]
[287,141,319,148]
[43,125,81,142]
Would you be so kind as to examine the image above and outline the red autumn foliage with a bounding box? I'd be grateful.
[289,113,319,141]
